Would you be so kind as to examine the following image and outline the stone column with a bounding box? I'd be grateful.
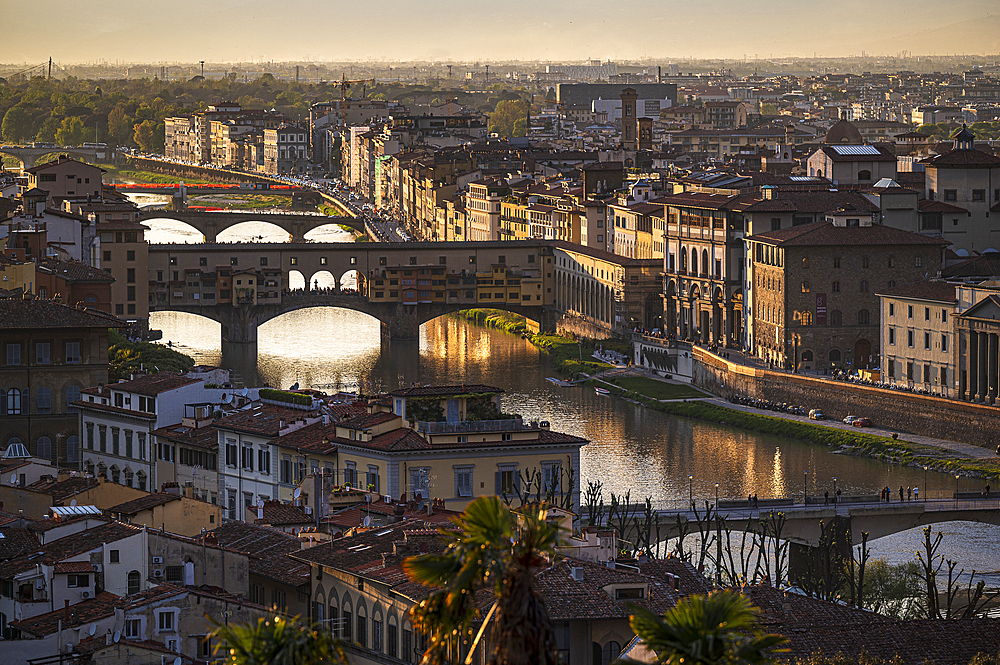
[979,331,989,402]
[991,333,999,405]
[968,331,978,401]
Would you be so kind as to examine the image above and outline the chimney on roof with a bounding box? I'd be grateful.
[64,599,69,624]
[570,566,583,582]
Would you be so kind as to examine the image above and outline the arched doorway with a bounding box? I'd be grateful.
[310,270,337,292]
[644,293,663,331]
[340,269,362,293]
[288,269,306,292]
[854,339,872,369]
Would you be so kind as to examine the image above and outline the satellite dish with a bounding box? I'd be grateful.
[363,515,371,527]
[70,499,77,507]
[89,624,97,636]
[9,474,16,485]
[174,658,182,665]
[293,487,302,499]
[113,630,121,644]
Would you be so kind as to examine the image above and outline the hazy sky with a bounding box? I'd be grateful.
[2,0,998,64]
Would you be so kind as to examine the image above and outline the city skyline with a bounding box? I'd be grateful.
[1,0,998,65]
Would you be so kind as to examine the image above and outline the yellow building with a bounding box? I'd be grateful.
[0,254,37,293]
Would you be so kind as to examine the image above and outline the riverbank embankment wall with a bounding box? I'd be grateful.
[691,347,1000,449]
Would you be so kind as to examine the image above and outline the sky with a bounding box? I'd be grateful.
[1,0,998,65]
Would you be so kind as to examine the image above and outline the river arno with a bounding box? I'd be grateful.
[139,209,1000,584]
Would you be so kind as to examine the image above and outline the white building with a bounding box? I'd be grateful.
[77,372,228,492]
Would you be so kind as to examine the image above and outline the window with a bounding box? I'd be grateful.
[357,613,366,646]
[833,256,841,269]
[972,189,985,202]
[35,436,51,460]
[888,359,895,377]
[388,623,398,657]
[67,436,79,463]
[281,455,293,484]
[109,549,120,563]
[615,587,646,600]
[862,256,869,269]
[907,362,914,380]
[258,449,270,475]
[226,440,237,467]
[924,332,931,350]
[830,309,842,326]
[915,256,923,268]
[6,343,21,366]
[889,303,895,317]
[158,611,174,632]
[36,388,51,414]
[859,280,869,293]
[67,574,89,588]
[373,617,383,653]
[343,609,352,641]
[942,309,948,323]
[858,309,870,325]
[127,571,140,595]
[455,466,473,497]
[366,466,380,493]
[166,566,184,583]
[942,334,948,352]
[908,305,913,319]
[908,330,914,347]
[65,341,80,364]
[125,618,141,639]
[944,190,957,201]
[5,388,22,415]
[889,328,895,345]
[35,342,50,365]
[801,311,813,326]
[801,281,810,293]
[858,169,871,181]
[888,257,895,268]
[403,629,412,662]
[409,467,429,499]
[832,280,840,293]
[941,367,948,386]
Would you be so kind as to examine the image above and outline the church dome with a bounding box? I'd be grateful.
[824,119,864,144]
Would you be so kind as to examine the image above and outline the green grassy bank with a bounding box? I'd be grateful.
[99,163,215,184]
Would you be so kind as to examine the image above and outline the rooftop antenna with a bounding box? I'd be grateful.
[48,57,52,80]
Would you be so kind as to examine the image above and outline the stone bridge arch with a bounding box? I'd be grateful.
[136,210,362,242]
[0,146,109,169]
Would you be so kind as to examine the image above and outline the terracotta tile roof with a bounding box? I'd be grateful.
[942,254,1000,279]
[10,591,120,637]
[657,192,739,210]
[254,500,311,526]
[74,399,157,420]
[0,298,123,330]
[923,148,1000,168]
[551,240,662,267]
[339,411,400,429]
[23,156,100,174]
[338,425,589,453]
[109,371,201,396]
[24,475,99,500]
[150,422,220,451]
[389,384,502,398]
[637,557,714,595]
[875,281,957,303]
[28,513,109,533]
[53,560,97,574]
[37,259,116,283]
[0,522,140,579]
[106,492,181,515]
[212,522,312,587]
[0,527,40,560]
[95,219,148,231]
[269,422,339,455]
[752,221,950,248]
[508,558,682,621]
[214,403,322,437]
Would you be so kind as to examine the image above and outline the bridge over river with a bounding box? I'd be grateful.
[603,494,1000,584]
[138,209,363,242]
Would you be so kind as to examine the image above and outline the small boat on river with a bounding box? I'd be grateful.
[595,386,611,395]
[545,377,576,387]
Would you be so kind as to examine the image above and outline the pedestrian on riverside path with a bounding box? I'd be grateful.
[824,490,829,505]
[899,486,905,502]
[836,488,841,503]
[914,486,919,501]
[907,487,913,501]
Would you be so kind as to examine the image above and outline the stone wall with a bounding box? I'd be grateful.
[128,157,277,185]
[691,347,1000,448]
[556,313,617,340]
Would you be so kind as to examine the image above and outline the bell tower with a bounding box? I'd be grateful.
[620,88,638,150]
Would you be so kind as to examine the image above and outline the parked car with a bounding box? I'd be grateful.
[843,415,859,425]
[852,417,873,427]
[808,409,826,420]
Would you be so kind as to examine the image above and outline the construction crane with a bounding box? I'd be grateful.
[335,73,375,127]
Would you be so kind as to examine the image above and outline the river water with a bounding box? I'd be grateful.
[141,208,1000,584]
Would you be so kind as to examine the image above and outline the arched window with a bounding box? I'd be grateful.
[829,349,842,363]
[832,280,840,293]
[858,169,872,181]
[801,350,814,362]
[136,470,147,491]
[110,465,120,484]
[5,388,22,415]
[603,641,623,665]
[84,460,95,476]
[97,462,107,480]
[680,249,687,271]
[801,281,810,293]
[66,436,79,463]
[701,249,709,276]
[830,309,843,326]
[66,386,81,407]
[858,309,870,325]
[801,311,813,326]
[84,295,97,303]
[802,256,810,268]
[127,570,141,595]
[36,387,51,414]
[691,249,698,276]
[859,280,869,293]
[35,437,52,461]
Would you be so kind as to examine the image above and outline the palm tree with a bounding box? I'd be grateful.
[210,615,347,665]
[626,590,787,665]
[402,495,562,665]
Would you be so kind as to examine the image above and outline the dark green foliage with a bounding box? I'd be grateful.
[259,388,312,406]
[108,329,194,381]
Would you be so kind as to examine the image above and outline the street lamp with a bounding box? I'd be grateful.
[955,474,960,507]
[688,475,694,506]
[833,477,838,504]
[715,482,720,508]
[923,466,928,502]
[803,470,808,504]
